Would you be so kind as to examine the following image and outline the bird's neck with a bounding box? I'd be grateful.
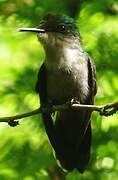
[44,37,84,70]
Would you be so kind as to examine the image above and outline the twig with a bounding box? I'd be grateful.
[0,101,118,127]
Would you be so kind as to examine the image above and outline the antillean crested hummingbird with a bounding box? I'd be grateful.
[19,13,97,173]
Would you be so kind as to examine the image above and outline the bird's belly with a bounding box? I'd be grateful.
[47,70,89,104]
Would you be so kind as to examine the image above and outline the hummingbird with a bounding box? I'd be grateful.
[19,13,97,173]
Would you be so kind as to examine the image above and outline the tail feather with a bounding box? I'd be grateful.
[54,110,92,173]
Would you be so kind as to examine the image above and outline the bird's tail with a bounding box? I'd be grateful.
[54,110,92,173]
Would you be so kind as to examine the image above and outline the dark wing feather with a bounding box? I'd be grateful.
[35,63,60,154]
[87,55,97,100]
[35,63,47,103]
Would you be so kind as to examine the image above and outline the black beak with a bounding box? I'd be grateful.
[18,27,45,33]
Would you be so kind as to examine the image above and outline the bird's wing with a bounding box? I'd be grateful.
[35,63,60,153]
[35,63,48,104]
[87,55,97,102]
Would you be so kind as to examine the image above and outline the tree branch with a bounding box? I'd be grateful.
[0,101,118,127]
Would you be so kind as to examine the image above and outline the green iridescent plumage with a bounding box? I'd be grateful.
[39,13,79,37]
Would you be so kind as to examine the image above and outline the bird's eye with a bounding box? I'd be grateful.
[59,24,67,32]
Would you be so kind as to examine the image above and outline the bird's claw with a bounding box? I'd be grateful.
[67,98,80,108]
[41,102,54,115]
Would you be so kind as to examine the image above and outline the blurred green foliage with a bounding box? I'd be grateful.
[0,0,118,179]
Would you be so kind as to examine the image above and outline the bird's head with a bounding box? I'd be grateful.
[19,13,80,48]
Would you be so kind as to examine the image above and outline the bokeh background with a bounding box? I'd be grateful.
[0,0,118,179]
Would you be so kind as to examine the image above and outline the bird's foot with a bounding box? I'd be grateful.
[41,101,54,115]
[67,98,80,108]
[70,98,80,104]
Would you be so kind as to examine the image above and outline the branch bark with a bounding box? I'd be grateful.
[0,101,118,127]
